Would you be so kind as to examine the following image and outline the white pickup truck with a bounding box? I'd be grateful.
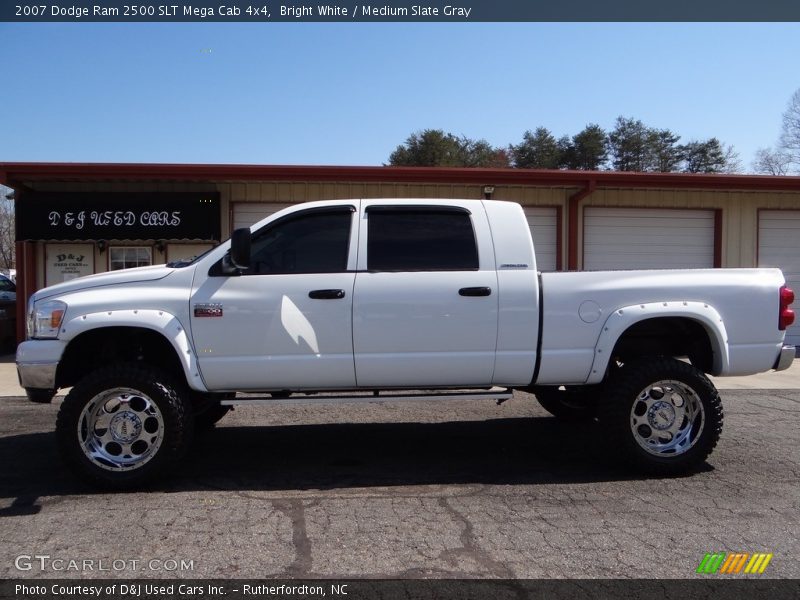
[16,199,796,487]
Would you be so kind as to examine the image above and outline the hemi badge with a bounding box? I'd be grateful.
[194,303,223,317]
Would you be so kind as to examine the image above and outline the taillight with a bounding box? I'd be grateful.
[779,285,795,331]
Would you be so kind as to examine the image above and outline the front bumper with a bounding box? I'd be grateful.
[773,345,796,371]
[16,339,66,390]
[17,362,58,389]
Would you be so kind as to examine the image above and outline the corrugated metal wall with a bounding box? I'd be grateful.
[29,180,800,276]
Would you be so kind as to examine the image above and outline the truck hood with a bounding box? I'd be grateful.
[33,264,175,301]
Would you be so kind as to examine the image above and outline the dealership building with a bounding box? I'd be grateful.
[1,162,799,345]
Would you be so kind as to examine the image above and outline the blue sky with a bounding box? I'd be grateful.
[1,23,798,170]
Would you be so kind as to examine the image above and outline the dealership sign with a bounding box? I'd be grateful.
[45,243,94,284]
[18,193,221,241]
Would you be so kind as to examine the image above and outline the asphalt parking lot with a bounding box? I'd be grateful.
[1,384,798,580]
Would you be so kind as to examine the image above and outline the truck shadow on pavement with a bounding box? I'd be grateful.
[0,416,711,505]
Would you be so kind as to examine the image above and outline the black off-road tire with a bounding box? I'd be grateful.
[600,357,723,475]
[55,363,193,489]
[533,386,599,421]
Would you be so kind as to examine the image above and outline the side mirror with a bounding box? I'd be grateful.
[222,228,251,273]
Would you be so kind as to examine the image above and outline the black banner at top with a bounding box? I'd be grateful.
[16,192,221,242]
[3,0,800,22]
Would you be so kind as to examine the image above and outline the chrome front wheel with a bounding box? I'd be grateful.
[57,364,192,488]
[78,388,165,471]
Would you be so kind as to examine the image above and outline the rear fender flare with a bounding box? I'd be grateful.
[586,301,729,384]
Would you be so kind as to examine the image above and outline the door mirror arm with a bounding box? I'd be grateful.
[220,253,241,275]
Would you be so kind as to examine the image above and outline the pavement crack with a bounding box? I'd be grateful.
[437,496,514,579]
[273,499,313,576]
[743,398,800,414]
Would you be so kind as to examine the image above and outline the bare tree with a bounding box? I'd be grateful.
[0,186,15,272]
[779,88,800,168]
[752,147,793,175]
[720,144,742,173]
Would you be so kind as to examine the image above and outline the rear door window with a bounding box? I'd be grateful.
[367,208,479,271]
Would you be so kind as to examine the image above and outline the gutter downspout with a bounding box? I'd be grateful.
[567,180,596,270]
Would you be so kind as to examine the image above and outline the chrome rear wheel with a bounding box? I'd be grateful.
[629,380,704,457]
[601,357,723,474]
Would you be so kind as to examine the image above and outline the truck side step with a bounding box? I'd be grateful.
[220,387,513,407]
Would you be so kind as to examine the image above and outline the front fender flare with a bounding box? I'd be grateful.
[60,309,208,392]
[585,301,730,384]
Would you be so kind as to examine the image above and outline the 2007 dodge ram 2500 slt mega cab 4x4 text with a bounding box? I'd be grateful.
[16,199,796,487]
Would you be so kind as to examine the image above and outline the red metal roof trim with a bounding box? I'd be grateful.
[1,162,800,191]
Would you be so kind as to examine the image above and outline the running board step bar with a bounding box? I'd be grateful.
[220,387,513,407]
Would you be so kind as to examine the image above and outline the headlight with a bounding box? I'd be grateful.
[29,300,67,339]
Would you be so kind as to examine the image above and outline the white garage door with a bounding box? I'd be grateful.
[523,207,558,272]
[584,208,715,270]
[232,203,292,231]
[759,210,800,347]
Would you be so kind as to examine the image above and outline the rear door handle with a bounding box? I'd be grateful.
[459,287,492,297]
[309,289,346,300]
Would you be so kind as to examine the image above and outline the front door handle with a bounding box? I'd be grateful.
[459,287,492,297]
[309,289,346,300]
